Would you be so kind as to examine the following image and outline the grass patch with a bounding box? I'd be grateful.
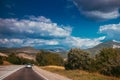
[41,66,120,80]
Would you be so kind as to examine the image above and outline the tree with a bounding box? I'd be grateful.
[36,50,63,66]
[65,48,91,70]
[95,48,120,77]
[7,53,37,65]
[19,57,36,65]
[7,53,21,64]
[0,56,3,64]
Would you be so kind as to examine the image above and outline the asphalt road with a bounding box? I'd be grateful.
[3,67,46,80]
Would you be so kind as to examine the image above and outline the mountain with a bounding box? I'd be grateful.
[0,47,67,58]
[0,47,39,55]
[47,48,66,53]
[17,53,35,60]
[0,52,8,57]
[85,40,120,56]
[45,48,67,58]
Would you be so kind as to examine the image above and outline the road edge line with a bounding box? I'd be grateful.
[33,66,49,80]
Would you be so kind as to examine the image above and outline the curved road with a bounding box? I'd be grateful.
[3,67,45,80]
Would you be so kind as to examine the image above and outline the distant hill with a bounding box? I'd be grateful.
[0,47,67,58]
[45,48,67,58]
[17,53,35,61]
[0,47,39,55]
[1,40,120,58]
[85,40,120,56]
[0,52,8,57]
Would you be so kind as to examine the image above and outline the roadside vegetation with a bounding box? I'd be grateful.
[65,48,120,77]
[0,54,36,65]
[0,56,7,65]
[36,50,63,66]
[0,50,63,66]
[7,53,36,65]
[0,56,3,64]
[0,47,120,79]
[42,66,120,80]
[37,48,120,79]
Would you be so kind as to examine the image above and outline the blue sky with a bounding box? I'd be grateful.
[0,0,120,49]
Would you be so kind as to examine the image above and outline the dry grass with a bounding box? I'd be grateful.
[41,65,64,69]
[17,53,35,60]
[3,61,12,65]
[0,52,8,57]
[41,66,120,80]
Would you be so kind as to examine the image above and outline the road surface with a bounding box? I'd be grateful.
[3,67,45,80]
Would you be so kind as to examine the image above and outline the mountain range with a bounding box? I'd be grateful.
[0,40,120,58]
[0,47,39,55]
[0,47,67,58]
[85,40,120,56]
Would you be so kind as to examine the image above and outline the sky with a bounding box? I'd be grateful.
[0,0,120,49]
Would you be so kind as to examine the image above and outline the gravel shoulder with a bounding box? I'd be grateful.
[33,66,71,80]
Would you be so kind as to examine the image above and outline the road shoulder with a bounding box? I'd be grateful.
[33,66,71,80]
[0,65,24,80]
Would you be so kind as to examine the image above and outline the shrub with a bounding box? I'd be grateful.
[95,48,120,77]
[7,53,21,64]
[36,50,63,66]
[64,48,91,70]
[0,56,3,64]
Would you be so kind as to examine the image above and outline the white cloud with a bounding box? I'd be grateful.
[99,23,120,40]
[10,39,23,43]
[22,39,59,47]
[83,10,120,20]
[73,0,120,20]
[29,16,51,23]
[0,36,105,49]
[0,38,59,47]
[0,38,23,44]
[0,39,9,44]
[0,17,71,38]
[0,38,23,47]
[63,36,105,49]
[0,16,106,49]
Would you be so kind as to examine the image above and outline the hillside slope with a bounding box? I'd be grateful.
[85,40,120,56]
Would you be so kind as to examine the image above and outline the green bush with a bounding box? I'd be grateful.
[0,56,3,64]
[7,53,36,65]
[36,50,63,66]
[64,48,91,70]
[19,57,36,65]
[95,48,120,77]
[7,53,21,64]
[64,48,120,77]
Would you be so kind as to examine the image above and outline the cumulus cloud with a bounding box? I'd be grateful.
[0,16,105,49]
[0,38,59,47]
[22,39,59,47]
[99,23,120,40]
[0,38,23,47]
[0,17,71,39]
[29,16,51,23]
[0,37,105,49]
[63,36,105,49]
[73,0,120,20]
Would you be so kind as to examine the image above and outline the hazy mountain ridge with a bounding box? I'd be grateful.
[45,48,67,58]
[0,47,39,55]
[85,40,120,56]
[17,53,35,60]
[1,40,120,58]
[0,47,67,58]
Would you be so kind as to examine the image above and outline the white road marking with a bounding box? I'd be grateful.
[33,66,49,80]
